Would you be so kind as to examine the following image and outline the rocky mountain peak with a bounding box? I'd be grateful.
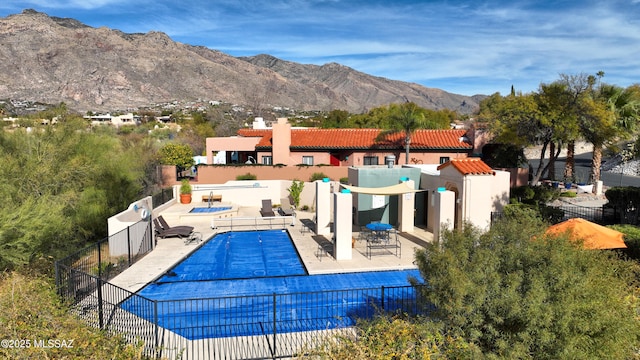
[0,10,483,114]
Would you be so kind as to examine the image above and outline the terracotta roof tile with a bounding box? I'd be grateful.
[236,129,271,137]
[437,158,495,175]
[239,128,472,150]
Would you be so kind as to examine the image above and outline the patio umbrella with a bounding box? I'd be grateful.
[545,218,627,250]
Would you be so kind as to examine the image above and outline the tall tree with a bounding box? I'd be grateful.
[377,102,425,164]
[579,75,640,183]
[478,92,557,184]
[552,73,600,183]
[536,79,582,182]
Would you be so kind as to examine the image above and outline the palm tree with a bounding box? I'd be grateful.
[377,102,425,164]
[581,83,640,183]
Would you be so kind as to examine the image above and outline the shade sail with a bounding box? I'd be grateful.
[340,182,424,195]
[545,218,627,249]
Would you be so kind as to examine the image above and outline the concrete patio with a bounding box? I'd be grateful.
[110,201,433,293]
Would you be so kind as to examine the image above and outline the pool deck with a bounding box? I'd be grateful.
[110,201,433,293]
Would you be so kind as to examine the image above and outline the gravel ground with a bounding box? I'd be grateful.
[601,155,640,176]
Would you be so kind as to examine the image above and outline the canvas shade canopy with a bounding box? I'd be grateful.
[545,218,627,250]
[339,182,425,195]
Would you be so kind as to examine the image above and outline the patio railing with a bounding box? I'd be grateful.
[211,215,296,231]
[54,268,426,360]
[54,217,428,359]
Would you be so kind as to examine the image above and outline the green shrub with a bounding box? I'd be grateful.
[307,314,480,359]
[339,177,349,184]
[559,191,577,198]
[236,172,257,180]
[0,272,144,359]
[510,185,560,205]
[411,216,640,359]
[609,224,640,261]
[309,172,328,182]
[287,179,305,209]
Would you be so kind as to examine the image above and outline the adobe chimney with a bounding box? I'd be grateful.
[272,118,291,165]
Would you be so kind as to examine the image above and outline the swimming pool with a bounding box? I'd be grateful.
[189,206,233,213]
[122,230,422,339]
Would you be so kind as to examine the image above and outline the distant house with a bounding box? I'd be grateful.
[205,118,474,166]
[83,113,140,127]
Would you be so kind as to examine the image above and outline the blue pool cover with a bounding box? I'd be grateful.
[189,206,232,213]
[122,230,423,339]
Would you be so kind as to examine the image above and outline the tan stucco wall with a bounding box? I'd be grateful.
[193,165,348,184]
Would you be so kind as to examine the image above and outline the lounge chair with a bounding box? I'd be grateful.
[260,199,276,217]
[154,216,195,239]
[157,215,194,233]
[278,197,295,216]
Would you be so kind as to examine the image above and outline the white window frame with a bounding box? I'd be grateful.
[302,156,314,165]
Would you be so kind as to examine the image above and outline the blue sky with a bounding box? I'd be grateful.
[1,0,639,96]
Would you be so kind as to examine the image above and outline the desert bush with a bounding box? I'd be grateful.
[309,172,328,182]
[411,215,640,359]
[0,271,145,359]
[303,314,479,359]
[236,172,257,180]
[610,224,640,261]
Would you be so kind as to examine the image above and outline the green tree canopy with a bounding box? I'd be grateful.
[0,117,148,270]
[158,142,195,169]
[411,213,640,359]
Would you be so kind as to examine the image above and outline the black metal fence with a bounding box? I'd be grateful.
[492,204,625,226]
[55,220,154,305]
[152,187,175,208]
[54,214,427,359]
[60,278,424,360]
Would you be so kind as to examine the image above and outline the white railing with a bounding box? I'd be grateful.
[211,215,295,231]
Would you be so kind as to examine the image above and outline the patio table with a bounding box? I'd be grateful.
[366,222,393,242]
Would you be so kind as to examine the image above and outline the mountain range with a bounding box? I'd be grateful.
[0,9,485,114]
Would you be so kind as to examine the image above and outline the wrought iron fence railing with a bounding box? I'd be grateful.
[54,188,427,359]
[55,221,426,359]
[491,204,625,226]
[152,187,175,208]
[55,220,153,303]
[55,268,426,360]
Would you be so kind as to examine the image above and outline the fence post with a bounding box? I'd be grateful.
[54,262,60,295]
[149,220,154,250]
[273,293,277,358]
[127,226,132,266]
[381,286,385,311]
[97,276,104,329]
[154,300,159,359]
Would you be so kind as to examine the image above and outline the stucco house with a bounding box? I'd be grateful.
[205,118,474,166]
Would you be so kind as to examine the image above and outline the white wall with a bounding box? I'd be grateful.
[107,197,152,257]
[421,169,510,233]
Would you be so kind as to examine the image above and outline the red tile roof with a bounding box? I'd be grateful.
[437,158,495,175]
[236,129,271,138]
[238,128,472,150]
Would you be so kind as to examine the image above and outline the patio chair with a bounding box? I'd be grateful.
[260,199,276,217]
[153,218,194,239]
[358,225,373,242]
[278,197,295,216]
[157,215,194,233]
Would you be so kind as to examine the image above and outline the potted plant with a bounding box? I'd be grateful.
[179,179,192,204]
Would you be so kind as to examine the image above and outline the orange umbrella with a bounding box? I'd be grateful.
[545,218,627,250]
